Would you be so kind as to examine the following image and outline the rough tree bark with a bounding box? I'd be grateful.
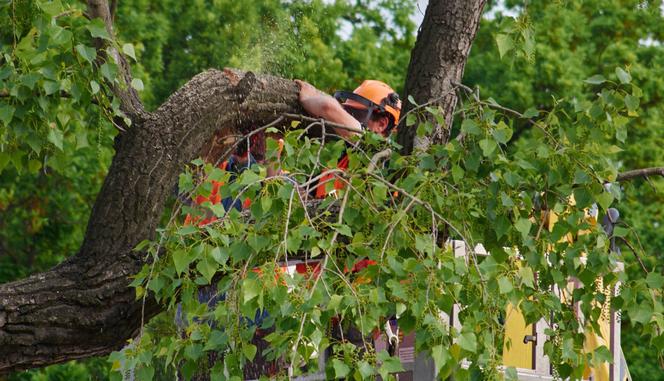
[0,68,302,372]
[0,0,487,373]
[397,0,487,154]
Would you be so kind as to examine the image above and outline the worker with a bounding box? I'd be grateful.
[297,78,404,356]
[296,79,401,199]
[183,129,264,226]
[295,79,401,138]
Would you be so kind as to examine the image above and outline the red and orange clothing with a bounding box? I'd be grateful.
[184,156,253,226]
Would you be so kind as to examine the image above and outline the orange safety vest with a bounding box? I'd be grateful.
[314,154,377,270]
[184,160,252,226]
[315,154,350,199]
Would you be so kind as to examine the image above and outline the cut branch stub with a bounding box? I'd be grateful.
[0,68,303,373]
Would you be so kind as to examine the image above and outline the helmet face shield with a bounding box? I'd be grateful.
[334,91,377,109]
[335,91,380,126]
[335,85,401,134]
[341,104,371,125]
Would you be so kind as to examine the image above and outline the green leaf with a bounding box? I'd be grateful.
[204,330,228,351]
[431,344,450,371]
[0,66,12,80]
[615,67,631,84]
[562,337,577,361]
[131,78,144,91]
[75,44,97,64]
[184,343,203,360]
[495,215,510,239]
[584,75,606,85]
[239,169,261,185]
[596,191,614,211]
[492,121,512,144]
[0,104,15,126]
[593,346,613,365]
[396,302,406,318]
[21,73,41,90]
[451,164,464,182]
[122,43,137,60]
[210,247,229,265]
[100,62,118,82]
[43,81,60,95]
[629,303,652,325]
[514,218,532,239]
[519,266,535,289]
[406,113,416,126]
[612,226,629,238]
[497,276,513,294]
[522,107,539,119]
[327,294,343,311]
[332,224,352,237]
[624,94,639,113]
[243,278,261,303]
[573,188,593,209]
[332,359,350,378]
[407,95,417,106]
[377,351,404,379]
[196,255,218,284]
[573,170,590,184]
[38,0,63,16]
[86,19,112,40]
[135,365,155,381]
[505,367,518,381]
[177,225,198,235]
[479,138,497,157]
[495,33,514,59]
[242,343,257,361]
[461,119,481,135]
[459,331,477,353]
[646,272,664,289]
[358,361,375,378]
[172,249,192,275]
[47,128,64,150]
[0,153,9,173]
[89,80,100,94]
[50,27,73,46]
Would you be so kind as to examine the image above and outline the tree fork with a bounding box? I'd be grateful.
[0,0,493,372]
[0,68,303,373]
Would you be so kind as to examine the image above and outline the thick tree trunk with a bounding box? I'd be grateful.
[397,0,487,154]
[0,69,302,373]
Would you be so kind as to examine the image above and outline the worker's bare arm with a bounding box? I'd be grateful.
[295,80,361,138]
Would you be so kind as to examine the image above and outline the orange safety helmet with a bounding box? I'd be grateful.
[334,80,401,133]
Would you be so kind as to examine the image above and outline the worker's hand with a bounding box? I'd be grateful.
[295,79,319,103]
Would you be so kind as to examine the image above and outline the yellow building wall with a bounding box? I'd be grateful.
[502,303,534,369]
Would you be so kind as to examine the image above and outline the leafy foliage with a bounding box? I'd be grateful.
[114,70,662,379]
[466,1,664,377]
[2,0,664,380]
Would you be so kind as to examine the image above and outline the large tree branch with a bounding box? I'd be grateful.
[616,167,664,182]
[0,68,303,373]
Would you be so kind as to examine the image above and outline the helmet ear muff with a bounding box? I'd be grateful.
[385,93,401,109]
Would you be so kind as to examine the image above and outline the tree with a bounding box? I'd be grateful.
[0,0,485,373]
